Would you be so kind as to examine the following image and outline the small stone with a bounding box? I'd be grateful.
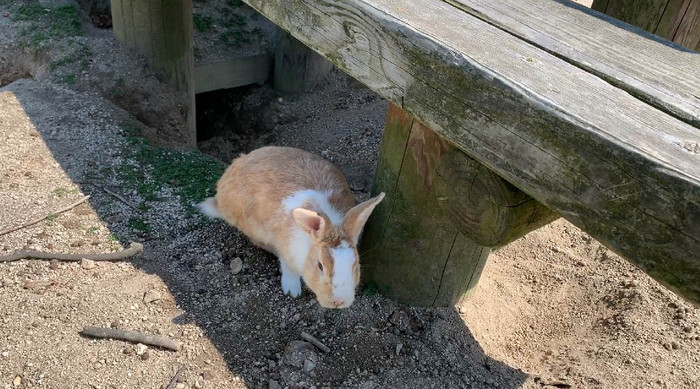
[284,341,314,355]
[176,373,186,383]
[663,343,672,351]
[303,358,317,372]
[458,306,466,314]
[229,257,243,274]
[70,240,85,247]
[143,290,162,304]
[13,376,21,387]
[175,384,185,389]
[201,371,214,381]
[22,280,35,289]
[81,259,97,270]
[269,380,282,389]
[1,351,8,357]
[140,350,150,360]
[123,346,135,355]
[395,343,403,356]
[194,379,202,389]
[671,342,680,350]
[49,259,59,270]
[135,343,148,356]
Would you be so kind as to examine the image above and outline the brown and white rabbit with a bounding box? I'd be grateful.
[199,146,384,309]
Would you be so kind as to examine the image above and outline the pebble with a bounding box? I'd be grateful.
[140,350,150,360]
[269,380,282,389]
[123,346,135,355]
[70,240,84,247]
[671,342,680,350]
[1,351,8,357]
[303,358,317,372]
[143,290,162,304]
[395,343,403,356]
[13,376,21,387]
[229,257,243,274]
[135,343,148,356]
[201,370,214,381]
[49,259,59,270]
[81,258,97,270]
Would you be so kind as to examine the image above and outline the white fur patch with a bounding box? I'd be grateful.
[330,247,356,304]
[288,228,311,273]
[282,189,344,225]
[198,197,222,219]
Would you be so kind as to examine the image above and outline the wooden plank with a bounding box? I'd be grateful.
[449,0,700,126]
[655,0,689,39]
[241,0,700,305]
[600,0,670,32]
[673,0,700,50]
[274,30,334,94]
[360,104,491,306]
[194,54,272,94]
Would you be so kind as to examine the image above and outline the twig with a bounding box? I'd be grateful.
[0,195,90,236]
[301,331,330,353]
[101,187,141,212]
[80,326,181,351]
[0,242,143,263]
[166,365,187,389]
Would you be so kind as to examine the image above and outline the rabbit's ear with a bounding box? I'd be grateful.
[293,208,328,240]
[342,193,385,245]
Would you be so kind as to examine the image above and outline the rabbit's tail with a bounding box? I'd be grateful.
[198,197,223,219]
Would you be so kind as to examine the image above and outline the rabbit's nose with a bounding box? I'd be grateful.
[332,298,345,307]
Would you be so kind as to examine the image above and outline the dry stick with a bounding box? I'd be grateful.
[101,187,141,212]
[301,331,330,353]
[0,195,90,237]
[165,365,187,389]
[0,242,144,263]
[81,326,181,351]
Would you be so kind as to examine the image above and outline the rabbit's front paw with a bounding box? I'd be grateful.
[281,273,302,297]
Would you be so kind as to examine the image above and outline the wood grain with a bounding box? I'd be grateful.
[195,54,271,94]
[242,0,700,305]
[450,0,700,126]
[360,104,491,306]
[111,0,196,147]
[274,30,334,94]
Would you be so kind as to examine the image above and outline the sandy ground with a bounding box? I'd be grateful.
[1,1,698,389]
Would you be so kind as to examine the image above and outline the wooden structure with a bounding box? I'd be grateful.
[274,31,334,94]
[113,0,700,307]
[111,0,196,146]
[592,0,700,50]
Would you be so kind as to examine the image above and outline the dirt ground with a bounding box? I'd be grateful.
[0,1,698,389]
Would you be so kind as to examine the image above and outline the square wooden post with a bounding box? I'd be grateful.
[111,0,197,147]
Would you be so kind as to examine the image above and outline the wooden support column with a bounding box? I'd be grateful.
[360,104,559,307]
[592,0,700,51]
[274,30,334,94]
[111,0,197,147]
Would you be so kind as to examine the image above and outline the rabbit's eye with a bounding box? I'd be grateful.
[318,262,324,271]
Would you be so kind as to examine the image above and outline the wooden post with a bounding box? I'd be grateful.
[111,0,197,147]
[592,0,700,51]
[274,30,334,94]
[360,104,559,307]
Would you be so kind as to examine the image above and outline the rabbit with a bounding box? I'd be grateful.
[199,146,385,309]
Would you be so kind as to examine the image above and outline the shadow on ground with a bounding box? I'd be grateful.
[0,77,529,388]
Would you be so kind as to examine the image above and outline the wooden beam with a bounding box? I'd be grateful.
[194,54,272,94]
[274,30,334,94]
[451,0,699,126]
[592,0,670,32]
[241,0,700,305]
[111,0,196,147]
